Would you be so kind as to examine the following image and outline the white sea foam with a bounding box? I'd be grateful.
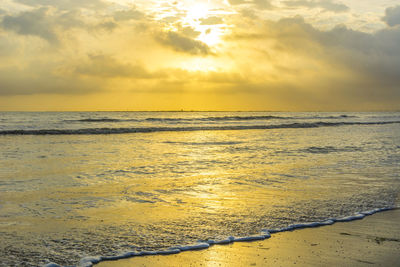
[138,251,158,256]
[64,207,394,267]
[334,213,365,222]
[79,256,102,267]
[212,236,235,244]
[173,243,210,251]
[155,249,181,255]
[43,263,61,267]
[233,235,269,242]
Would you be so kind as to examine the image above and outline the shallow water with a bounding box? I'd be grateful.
[0,112,399,266]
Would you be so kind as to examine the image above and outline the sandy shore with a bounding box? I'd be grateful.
[96,209,400,267]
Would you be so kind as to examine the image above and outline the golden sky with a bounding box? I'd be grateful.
[0,0,399,111]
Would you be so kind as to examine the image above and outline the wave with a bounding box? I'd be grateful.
[2,121,400,135]
[63,114,356,123]
[43,207,396,267]
[145,115,287,122]
[64,118,138,122]
[300,145,363,154]
[163,141,244,146]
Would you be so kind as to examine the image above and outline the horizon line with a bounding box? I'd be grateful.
[0,110,399,113]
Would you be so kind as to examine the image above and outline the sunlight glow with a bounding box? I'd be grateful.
[198,27,223,46]
[178,57,219,72]
[186,2,210,20]
[181,2,225,46]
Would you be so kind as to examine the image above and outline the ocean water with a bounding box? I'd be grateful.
[0,111,399,266]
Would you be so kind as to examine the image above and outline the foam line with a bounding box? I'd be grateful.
[360,207,391,215]
[173,243,210,251]
[155,249,181,255]
[43,207,395,267]
[137,251,158,256]
[334,213,365,222]
[43,263,61,267]
[233,235,269,242]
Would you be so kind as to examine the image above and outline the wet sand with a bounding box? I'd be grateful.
[97,209,400,267]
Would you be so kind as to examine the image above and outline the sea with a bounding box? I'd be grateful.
[0,111,399,266]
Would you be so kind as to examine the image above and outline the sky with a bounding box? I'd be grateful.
[0,0,399,111]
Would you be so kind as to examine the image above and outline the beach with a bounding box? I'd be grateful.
[1,0,400,265]
[1,112,399,266]
[97,209,400,267]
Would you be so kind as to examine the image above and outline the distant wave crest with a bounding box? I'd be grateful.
[1,121,399,135]
[64,114,356,123]
[65,118,138,122]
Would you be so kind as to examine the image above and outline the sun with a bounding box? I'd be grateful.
[181,1,226,46]
[183,2,212,25]
[186,2,210,20]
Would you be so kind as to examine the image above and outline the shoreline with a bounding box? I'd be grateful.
[77,208,400,267]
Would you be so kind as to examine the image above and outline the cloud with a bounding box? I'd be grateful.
[0,7,85,43]
[283,0,349,13]
[14,0,107,11]
[171,23,201,38]
[75,54,155,78]
[113,7,145,21]
[156,31,211,55]
[224,15,400,107]
[0,63,103,96]
[0,1,399,110]
[1,8,59,43]
[180,26,201,38]
[200,16,224,25]
[383,5,400,27]
[227,0,274,10]
[272,17,400,81]
[95,21,118,32]
[227,0,247,5]
[252,0,274,10]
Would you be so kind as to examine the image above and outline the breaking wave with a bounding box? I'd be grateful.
[64,114,356,123]
[1,121,399,135]
[44,207,396,267]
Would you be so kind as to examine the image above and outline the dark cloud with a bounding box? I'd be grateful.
[227,16,400,106]
[113,7,145,21]
[275,17,399,79]
[14,0,107,10]
[240,8,258,19]
[172,23,201,38]
[284,0,349,13]
[252,0,274,10]
[180,26,201,38]
[56,9,85,28]
[227,0,247,5]
[383,5,400,27]
[0,7,85,43]
[200,16,223,25]
[95,21,118,32]
[156,31,211,55]
[275,17,400,82]
[1,8,59,43]
[227,0,274,10]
